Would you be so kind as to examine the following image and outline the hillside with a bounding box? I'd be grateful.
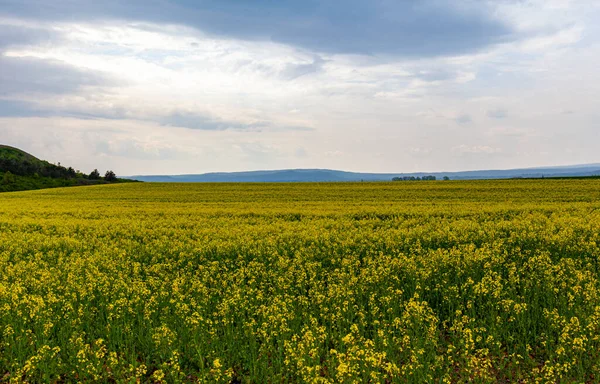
[0,145,133,192]
[125,164,600,182]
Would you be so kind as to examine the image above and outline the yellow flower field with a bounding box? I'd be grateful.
[1,180,600,383]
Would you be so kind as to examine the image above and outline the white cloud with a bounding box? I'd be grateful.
[324,150,344,158]
[452,145,502,155]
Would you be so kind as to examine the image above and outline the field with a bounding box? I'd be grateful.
[1,180,600,383]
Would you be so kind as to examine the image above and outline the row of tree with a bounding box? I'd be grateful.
[392,175,450,181]
[1,164,117,184]
[0,157,75,179]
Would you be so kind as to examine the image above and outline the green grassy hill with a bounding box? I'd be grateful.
[0,145,134,192]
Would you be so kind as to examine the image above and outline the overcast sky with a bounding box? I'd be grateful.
[1,0,599,175]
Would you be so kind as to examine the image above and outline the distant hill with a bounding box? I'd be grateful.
[0,145,134,192]
[0,144,41,162]
[124,164,600,183]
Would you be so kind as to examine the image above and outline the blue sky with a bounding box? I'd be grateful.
[0,0,598,175]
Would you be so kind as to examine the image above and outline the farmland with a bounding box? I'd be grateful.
[1,180,600,383]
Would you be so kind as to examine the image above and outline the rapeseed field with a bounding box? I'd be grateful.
[1,180,600,383]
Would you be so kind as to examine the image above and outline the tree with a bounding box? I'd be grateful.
[443,176,450,181]
[105,170,117,182]
[89,169,101,180]
[2,171,16,185]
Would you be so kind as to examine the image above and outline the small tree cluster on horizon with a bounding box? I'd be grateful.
[89,169,101,180]
[392,175,439,181]
[89,169,117,182]
[104,170,117,182]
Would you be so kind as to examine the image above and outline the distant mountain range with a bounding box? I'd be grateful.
[125,164,600,182]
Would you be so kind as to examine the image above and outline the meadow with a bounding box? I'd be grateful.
[1,180,600,383]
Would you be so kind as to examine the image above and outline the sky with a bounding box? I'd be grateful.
[0,0,599,175]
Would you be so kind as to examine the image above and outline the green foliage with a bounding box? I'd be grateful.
[105,170,117,182]
[0,145,74,179]
[0,145,133,193]
[2,171,15,185]
[89,169,101,180]
[0,172,82,192]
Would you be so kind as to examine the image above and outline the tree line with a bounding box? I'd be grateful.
[0,156,118,183]
[392,175,450,181]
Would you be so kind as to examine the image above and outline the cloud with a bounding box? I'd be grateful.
[280,56,326,80]
[409,147,433,156]
[325,150,344,158]
[0,23,58,50]
[415,69,457,82]
[487,108,508,119]
[0,100,50,118]
[233,142,283,161]
[455,114,472,124]
[88,136,185,160]
[452,145,502,154]
[1,0,514,57]
[159,111,267,131]
[0,55,115,97]
[295,147,308,158]
[0,98,133,120]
